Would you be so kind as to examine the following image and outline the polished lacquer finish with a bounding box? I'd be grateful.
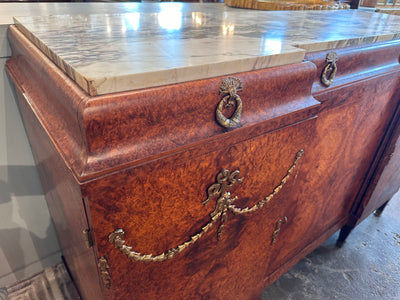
[6,5,400,300]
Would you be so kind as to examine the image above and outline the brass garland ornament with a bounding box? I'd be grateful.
[271,216,288,245]
[98,256,111,289]
[321,51,338,87]
[109,149,304,263]
[215,77,243,128]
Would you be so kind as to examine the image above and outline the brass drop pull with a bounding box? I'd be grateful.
[321,52,338,87]
[109,150,303,263]
[271,216,288,245]
[216,77,243,128]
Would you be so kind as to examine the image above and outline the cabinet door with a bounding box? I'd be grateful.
[355,101,400,222]
[300,42,400,246]
[265,71,400,276]
[322,74,398,225]
[84,118,317,300]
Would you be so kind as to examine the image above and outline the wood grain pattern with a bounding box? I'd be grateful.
[338,84,400,243]
[12,9,400,95]
[308,43,400,245]
[85,118,317,300]
[305,40,400,95]
[6,25,320,182]
[6,23,400,300]
[6,25,88,177]
[80,61,319,178]
[85,67,400,300]
[5,73,104,300]
[359,111,400,219]
[261,67,400,276]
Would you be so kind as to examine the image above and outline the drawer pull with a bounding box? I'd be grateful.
[321,51,338,87]
[109,149,304,263]
[271,216,288,245]
[216,77,243,128]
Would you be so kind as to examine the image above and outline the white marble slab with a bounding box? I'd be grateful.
[0,3,229,57]
[12,5,400,95]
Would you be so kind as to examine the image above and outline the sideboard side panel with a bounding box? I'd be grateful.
[6,26,89,177]
[6,73,104,300]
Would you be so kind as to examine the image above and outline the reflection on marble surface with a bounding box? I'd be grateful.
[13,5,400,95]
[0,3,229,25]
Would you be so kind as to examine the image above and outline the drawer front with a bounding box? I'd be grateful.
[6,26,319,181]
[305,40,400,94]
[80,62,319,178]
[84,118,317,299]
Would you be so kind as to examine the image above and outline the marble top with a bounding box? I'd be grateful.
[13,4,400,95]
[0,3,227,58]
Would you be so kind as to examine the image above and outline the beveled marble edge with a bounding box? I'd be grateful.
[296,33,400,51]
[13,18,303,96]
[12,9,400,96]
[87,49,305,95]
[13,20,86,92]
[12,11,307,96]
[0,3,230,58]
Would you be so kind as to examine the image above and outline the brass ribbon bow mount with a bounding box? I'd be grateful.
[109,149,304,263]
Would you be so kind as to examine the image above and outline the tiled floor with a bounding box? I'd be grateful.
[4,193,400,300]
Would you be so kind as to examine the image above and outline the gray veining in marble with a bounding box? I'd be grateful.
[0,3,230,58]
[12,5,400,95]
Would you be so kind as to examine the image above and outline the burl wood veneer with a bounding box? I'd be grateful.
[6,7,400,300]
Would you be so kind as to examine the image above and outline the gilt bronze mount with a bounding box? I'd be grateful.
[321,51,338,87]
[271,216,288,245]
[98,256,111,289]
[216,77,243,128]
[109,150,304,263]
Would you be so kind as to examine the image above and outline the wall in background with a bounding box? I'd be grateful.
[0,1,229,287]
[0,54,61,287]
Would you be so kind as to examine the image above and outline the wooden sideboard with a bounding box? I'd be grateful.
[5,6,400,300]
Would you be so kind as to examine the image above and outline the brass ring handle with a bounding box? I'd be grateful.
[109,149,304,263]
[216,77,243,128]
[321,51,338,87]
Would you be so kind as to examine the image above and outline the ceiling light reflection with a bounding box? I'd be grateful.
[222,24,235,35]
[124,13,140,31]
[158,12,182,31]
[263,39,282,54]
